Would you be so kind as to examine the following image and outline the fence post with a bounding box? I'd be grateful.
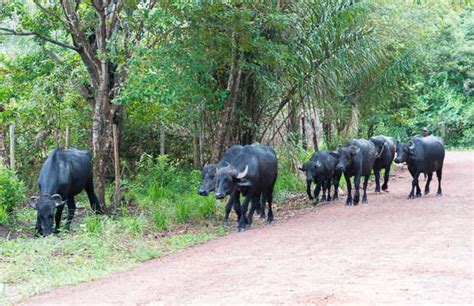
[9,124,15,170]
[113,124,121,207]
[65,126,70,149]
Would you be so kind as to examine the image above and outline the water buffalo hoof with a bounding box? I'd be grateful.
[268,220,275,225]
[416,193,422,197]
[437,192,442,196]
[407,194,415,200]
[375,188,381,193]
[53,228,61,234]
[362,198,368,204]
[382,185,388,191]
[345,200,352,206]
[424,190,430,195]
[260,214,266,220]
[238,227,246,232]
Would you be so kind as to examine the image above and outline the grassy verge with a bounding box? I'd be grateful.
[1,152,308,305]
[0,213,228,305]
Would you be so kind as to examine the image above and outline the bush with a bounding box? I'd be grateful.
[175,202,191,224]
[152,210,167,231]
[0,165,26,225]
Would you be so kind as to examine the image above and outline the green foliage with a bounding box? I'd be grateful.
[152,210,167,231]
[0,165,26,225]
[82,215,104,235]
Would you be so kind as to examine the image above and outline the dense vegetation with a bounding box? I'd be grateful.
[0,1,472,303]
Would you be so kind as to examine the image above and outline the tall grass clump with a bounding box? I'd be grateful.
[0,165,26,225]
[127,154,219,230]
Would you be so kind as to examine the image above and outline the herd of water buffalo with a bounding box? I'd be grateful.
[28,134,445,236]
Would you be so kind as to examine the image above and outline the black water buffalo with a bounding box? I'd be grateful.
[369,135,396,192]
[198,145,249,224]
[394,135,445,199]
[299,150,342,204]
[29,148,103,236]
[331,139,377,205]
[214,144,278,231]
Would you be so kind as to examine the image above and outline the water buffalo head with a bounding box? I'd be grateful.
[331,145,360,172]
[29,194,66,237]
[370,137,388,159]
[214,165,251,199]
[198,163,218,196]
[299,160,322,182]
[394,142,415,164]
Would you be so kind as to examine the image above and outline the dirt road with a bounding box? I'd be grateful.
[27,152,473,305]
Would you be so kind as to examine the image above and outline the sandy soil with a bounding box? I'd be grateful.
[25,152,474,305]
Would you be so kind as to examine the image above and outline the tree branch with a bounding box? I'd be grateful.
[0,27,79,51]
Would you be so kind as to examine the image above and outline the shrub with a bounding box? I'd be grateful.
[121,216,144,236]
[82,215,103,235]
[0,165,26,225]
[175,202,191,224]
[152,210,167,231]
[198,199,216,219]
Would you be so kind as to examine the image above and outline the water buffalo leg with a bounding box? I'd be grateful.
[424,173,433,195]
[224,192,239,225]
[362,176,369,204]
[353,175,361,205]
[54,204,64,233]
[306,181,313,200]
[238,196,251,231]
[374,168,381,192]
[382,166,390,191]
[333,174,341,200]
[313,183,322,205]
[246,196,260,228]
[326,179,331,202]
[344,173,353,205]
[321,181,327,202]
[408,170,420,199]
[267,193,274,224]
[233,193,242,223]
[86,180,103,214]
[35,215,43,236]
[64,198,76,231]
[259,193,266,219]
[436,168,442,196]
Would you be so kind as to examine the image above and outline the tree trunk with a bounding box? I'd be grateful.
[211,51,242,162]
[92,58,112,208]
[310,118,319,151]
[301,116,307,150]
[344,102,359,138]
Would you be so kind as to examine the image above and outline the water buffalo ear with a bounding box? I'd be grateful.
[237,179,252,187]
[330,151,340,158]
[29,196,39,210]
[51,194,66,208]
[350,145,360,155]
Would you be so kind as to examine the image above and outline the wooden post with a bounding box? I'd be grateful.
[310,118,319,152]
[301,115,307,150]
[65,126,70,149]
[160,124,165,155]
[0,127,7,167]
[112,124,120,207]
[9,124,15,170]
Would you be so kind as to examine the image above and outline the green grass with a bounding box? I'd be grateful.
[0,151,308,305]
[0,217,226,305]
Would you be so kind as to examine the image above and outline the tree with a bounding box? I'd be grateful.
[0,0,183,206]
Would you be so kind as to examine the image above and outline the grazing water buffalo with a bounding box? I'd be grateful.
[214,144,278,231]
[198,145,249,224]
[331,139,377,205]
[29,148,103,236]
[394,135,445,199]
[299,150,342,204]
[369,135,396,192]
